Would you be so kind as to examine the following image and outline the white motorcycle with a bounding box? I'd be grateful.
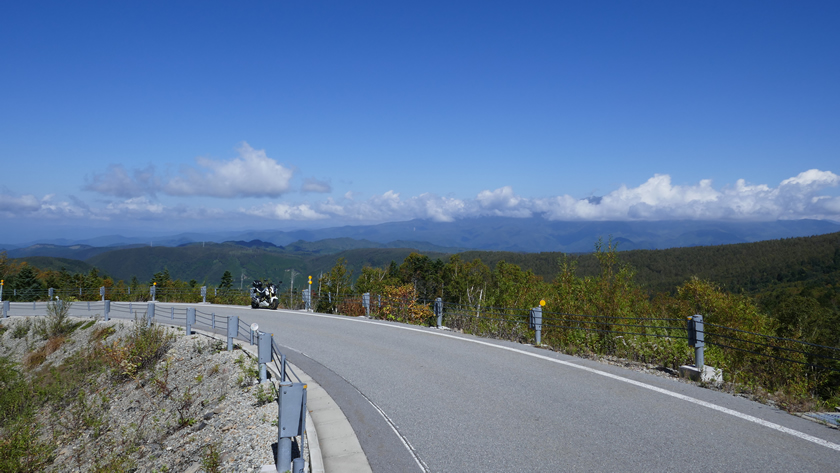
[250,280,279,310]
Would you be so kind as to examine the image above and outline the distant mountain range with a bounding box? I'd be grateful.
[3,218,839,256]
[3,217,839,290]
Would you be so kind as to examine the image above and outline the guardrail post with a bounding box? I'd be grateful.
[2,301,8,318]
[435,297,443,327]
[87,301,91,312]
[147,302,155,327]
[104,300,110,321]
[100,286,105,301]
[227,316,238,351]
[33,301,36,311]
[186,307,195,335]
[687,314,705,368]
[201,286,207,303]
[49,288,54,300]
[363,293,370,317]
[529,306,542,345]
[150,284,156,302]
[170,307,174,319]
[257,331,272,383]
[212,312,215,329]
[276,381,307,473]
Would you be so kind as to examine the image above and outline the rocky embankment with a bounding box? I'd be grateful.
[0,315,290,472]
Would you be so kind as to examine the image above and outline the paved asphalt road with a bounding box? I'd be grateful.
[28,302,840,472]
[238,307,840,472]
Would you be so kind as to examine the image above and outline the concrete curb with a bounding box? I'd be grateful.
[188,327,326,473]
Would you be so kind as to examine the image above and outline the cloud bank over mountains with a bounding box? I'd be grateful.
[83,143,294,199]
[2,143,839,228]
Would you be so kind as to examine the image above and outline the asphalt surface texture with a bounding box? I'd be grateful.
[20,302,840,472]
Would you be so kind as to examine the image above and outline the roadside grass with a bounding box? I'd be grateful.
[0,315,178,470]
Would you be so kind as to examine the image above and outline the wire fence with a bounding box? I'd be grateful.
[313,292,840,379]
[5,287,840,383]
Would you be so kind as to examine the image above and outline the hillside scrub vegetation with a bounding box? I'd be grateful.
[315,238,840,411]
[0,314,280,471]
[3,231,839,410]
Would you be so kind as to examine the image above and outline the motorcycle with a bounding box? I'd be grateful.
[250,280,280,310]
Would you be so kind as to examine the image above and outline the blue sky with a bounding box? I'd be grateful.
[1,1,839,243]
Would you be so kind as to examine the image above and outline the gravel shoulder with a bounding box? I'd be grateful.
[0,315,292,472]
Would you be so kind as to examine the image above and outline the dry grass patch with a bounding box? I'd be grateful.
[23,336,67,368]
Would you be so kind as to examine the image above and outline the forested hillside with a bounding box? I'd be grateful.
[3,232,840,408]
[460,231,840,296]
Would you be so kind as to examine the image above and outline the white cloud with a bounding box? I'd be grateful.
[476,186,532,217]
[6,169,840,227]
[244,202,328,221]
[0,193,41,215]
[103,197,165,215]
[165,143,294,198]
[236,170,840,224]
[301,178,332,193]
[85,143,294,199]
[84,164,160,198]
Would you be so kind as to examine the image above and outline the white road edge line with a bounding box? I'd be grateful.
[295,310,840,453]
[363,393,431,473]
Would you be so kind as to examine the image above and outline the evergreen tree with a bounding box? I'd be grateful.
[219,271,233,289]
[12,265,42,302]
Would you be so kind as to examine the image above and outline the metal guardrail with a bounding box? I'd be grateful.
[1,301,307,473]
[6,287,840,374]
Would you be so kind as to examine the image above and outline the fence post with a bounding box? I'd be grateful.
[257,331,271,383]
[104,300,110,321]
[186,307,195,335]
[227,316,238,351]
[303,288,311,311]
[435,298,443,327]
[530,306,542,345]
[147,302,155,327]
[276,382,307,473]
[687,314,705,368]
[363,293,370,317]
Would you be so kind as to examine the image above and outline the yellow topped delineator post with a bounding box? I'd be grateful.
[531,301,545,345]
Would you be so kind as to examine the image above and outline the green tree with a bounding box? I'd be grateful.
[442,255,491,306]
[317,258,353,313]
[355,266,394,294]
[219,270,233,289]
[150,268,172,288]
[12,265,42,302]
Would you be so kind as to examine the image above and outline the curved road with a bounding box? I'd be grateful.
[240,307,839,472]
[25,301,840,471]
